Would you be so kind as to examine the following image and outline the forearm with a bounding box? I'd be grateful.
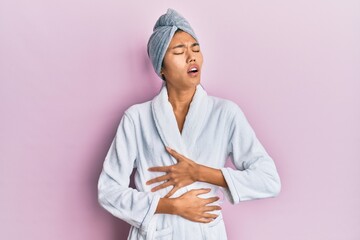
[98,169,161,229]
[197,164,228,188]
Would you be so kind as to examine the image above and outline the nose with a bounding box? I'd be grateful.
[187,50,196,63]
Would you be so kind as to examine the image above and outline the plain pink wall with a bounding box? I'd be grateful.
[1,1,359,239]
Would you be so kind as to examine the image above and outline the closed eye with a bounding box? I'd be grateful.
[192,46,200,52]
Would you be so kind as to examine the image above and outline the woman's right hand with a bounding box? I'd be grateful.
[173,188,221,223]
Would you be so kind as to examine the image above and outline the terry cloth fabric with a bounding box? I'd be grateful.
[97,82,281,239]
[147,8,199,79]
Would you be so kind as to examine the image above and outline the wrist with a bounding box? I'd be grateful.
[171,198,180,215]
[197,165,227,188]
[156,197,178,215]
[197,164,207,182]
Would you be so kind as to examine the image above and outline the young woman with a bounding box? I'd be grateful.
[98,8,281,240]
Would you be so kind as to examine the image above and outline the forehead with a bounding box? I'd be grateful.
[168,31,197,46]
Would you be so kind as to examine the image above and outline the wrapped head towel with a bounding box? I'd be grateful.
[147,8,199,80]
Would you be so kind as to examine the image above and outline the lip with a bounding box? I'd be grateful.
[187,64,200,78]
[187,64,200,74]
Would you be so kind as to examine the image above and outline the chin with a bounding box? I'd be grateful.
[188,75,201,84]
[169,76,200,90]
[193,78,201,86]
[185,80,199,89]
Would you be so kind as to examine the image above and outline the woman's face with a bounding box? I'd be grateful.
[161,30,203,90]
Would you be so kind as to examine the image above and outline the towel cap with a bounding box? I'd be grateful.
[147,8,198,80]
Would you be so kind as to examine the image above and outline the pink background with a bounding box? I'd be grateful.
[1,1,359,240]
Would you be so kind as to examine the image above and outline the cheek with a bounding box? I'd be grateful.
[164,57,185,73]
[198,53,204,65]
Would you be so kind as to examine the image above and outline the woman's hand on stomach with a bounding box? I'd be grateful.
[156,188,221,223]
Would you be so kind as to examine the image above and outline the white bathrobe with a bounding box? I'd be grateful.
[97,82,281,240]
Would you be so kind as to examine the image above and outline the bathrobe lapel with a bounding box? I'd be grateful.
[151,82,209,161]
[147,82,209,239]
[151,81,187,160]
[180,83,209,153]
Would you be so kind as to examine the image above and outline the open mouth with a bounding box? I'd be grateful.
[188,68,198,73]
[187,67,199,73]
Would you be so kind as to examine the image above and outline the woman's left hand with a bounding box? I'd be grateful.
[146,147,200,198]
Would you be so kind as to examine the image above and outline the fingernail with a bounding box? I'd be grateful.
[165,146,171,151]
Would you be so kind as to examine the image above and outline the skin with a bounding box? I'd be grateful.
[147,30,229,224]
[161,30,202,133]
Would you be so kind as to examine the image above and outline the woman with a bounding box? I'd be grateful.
[98,8,281,240]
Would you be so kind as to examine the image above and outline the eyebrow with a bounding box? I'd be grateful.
[171,42,200,49]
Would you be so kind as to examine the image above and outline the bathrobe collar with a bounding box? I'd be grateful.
[149,82,209,239]
[151,81,209,162]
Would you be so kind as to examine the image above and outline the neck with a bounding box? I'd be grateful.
[166,83,197,111]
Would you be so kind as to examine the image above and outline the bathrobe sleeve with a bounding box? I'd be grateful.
[97,112,161,232]
[220,104,281,204]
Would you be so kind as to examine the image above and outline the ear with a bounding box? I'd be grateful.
[160,69,166,80]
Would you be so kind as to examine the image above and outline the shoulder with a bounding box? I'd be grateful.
[114,101,152,133]
[122,100,152,121]
[207,95,244,118]
[207,95,249,132]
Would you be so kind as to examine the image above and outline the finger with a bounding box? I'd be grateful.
[148,166,171,172]
[164,186,180,198]
[151,181,174,192]
[203,196,220,204]
[197,217,215,224]
[186,188,210,196]
[165,147,184,161]
[193,188,212,196]
[146,174,170,185]
[202,213,218,219]
[204,205,222,212]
